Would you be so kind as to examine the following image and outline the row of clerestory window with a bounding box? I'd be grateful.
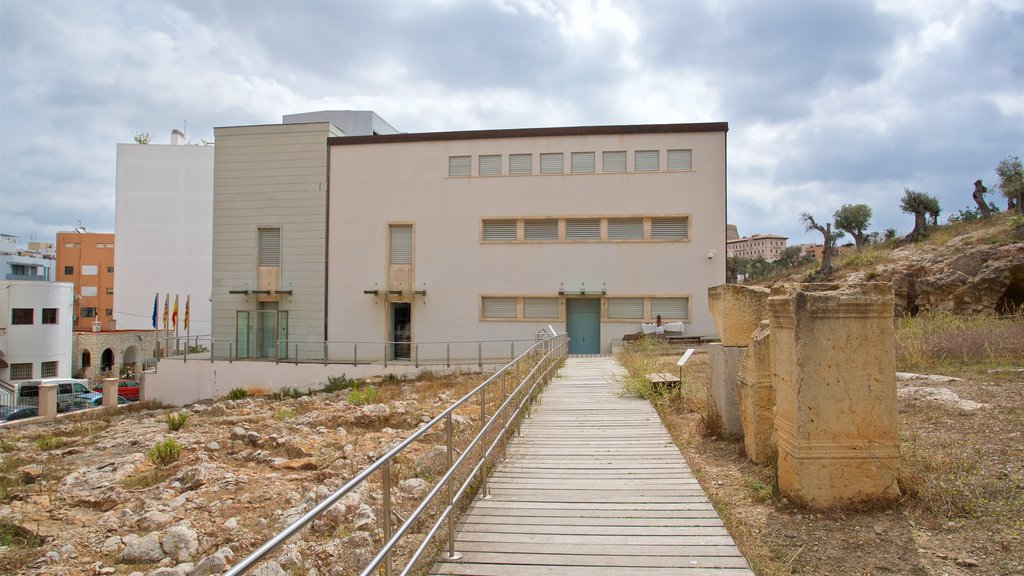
[449,149,693,177]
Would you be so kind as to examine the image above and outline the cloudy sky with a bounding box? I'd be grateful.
[1,0,1021,246]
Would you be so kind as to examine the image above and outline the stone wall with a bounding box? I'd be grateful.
[72,330,158,383]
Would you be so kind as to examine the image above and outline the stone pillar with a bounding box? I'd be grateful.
[770,283,901,508]
[102,377,119,408]
[39,383,58,421]
[708,344,746,437]
[737,320,774,464]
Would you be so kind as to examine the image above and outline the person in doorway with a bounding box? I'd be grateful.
[655,315,665,336]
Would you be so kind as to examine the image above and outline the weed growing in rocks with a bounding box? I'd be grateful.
[896,310,1024,371]
[147,438,182,466]
[227,387,248,400]
[165,412,188,431]
[346,386,378,405]
[34,434,65,451]
[274,407,297,421]
[323,375,359,394]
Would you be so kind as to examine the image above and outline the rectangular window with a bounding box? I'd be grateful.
[81,265,98,275]
[11,308,33,325]
[64,242,74,248]
[509,153,532,175]
[42,308,58,324]
[63,265,73,275]
[80,307,97,318]
[105,308,113,316]
[10,363,32,380]
[523,298,559,319]
[523,219,558,241]
[96,243,105,248]
[635,150,660,172]
[607,298,644,320]
[106,288,114,295]
[668,149,693,171]
[258,227,281,266]
[478,155,501,176]
[607,218,644,240]
[41,361,58,378]
[565,219,601,240]
[570,152,595,174]
[448,155,471,177]
[603,151,626,173]
[82,286,98,297]
[651,217,689,240]
[482,220,517,241]
[651,297,689,321]
[106,266,114,273]
[482,297,517,319]
[539,153,564,174]
[105,243,114,248]
[389,225,413,265]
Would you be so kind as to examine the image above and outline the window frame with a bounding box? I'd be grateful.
[448,155,471,177]
[10,363,32,380]
[42,308,58,324]
[41,361,58,378]
[11,308,34,325]
[539,153,564,175]
[478,154,502,176]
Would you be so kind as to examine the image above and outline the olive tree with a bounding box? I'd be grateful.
[900,188,940,240]
[996,155,1024,215]
[833,203,872,250]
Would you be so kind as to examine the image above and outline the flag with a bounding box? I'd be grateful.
[162,294,169,330]
[184,295,190,332]
[151,293,158,329]
[172,295,179,329]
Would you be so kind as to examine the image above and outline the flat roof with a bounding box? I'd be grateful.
[328,122,728,146]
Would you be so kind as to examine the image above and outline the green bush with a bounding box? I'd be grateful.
[323,374,359,394]
[272,387,304,400]
[274,407,297,421]
[346,386,378,405]
[34,434,65,451]
[227,387,248,400]
[165,412,188,431]
[147,438,182,466]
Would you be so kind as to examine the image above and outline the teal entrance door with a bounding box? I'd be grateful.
[566,298,601,354]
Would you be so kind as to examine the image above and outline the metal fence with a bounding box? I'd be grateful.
[223,331,570,576]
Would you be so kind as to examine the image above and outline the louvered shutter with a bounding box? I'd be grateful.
[483,297,517,319]
[479,155,501,176]
[651,298,689,320]
[650,218,688,239]
[634,150,660,172]
[607,218,644,240]
[571,152,595,173]
[668,149,693,171]
[539,153,563,174]
[258,228,281,266]
[389,225,413,264]
[607,298,643,319]
[565,219,600,240]
[482,220,517,241]
[448,155,471,177]
[523,298,558,318]
[509,154,532,174]
[603,151,626,173]
[524,220,558,240]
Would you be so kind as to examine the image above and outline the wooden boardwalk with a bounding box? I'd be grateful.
[431,356,753,575]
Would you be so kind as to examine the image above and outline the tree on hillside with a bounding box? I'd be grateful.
[996,155,1024,215]
[776,245,805,267]
[833,203,872,250]
[972,179,991,218]
[800,212,836,275]
[900,188,940,240]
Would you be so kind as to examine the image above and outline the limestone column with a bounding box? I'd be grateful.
[707,284,769,438]
[39,383,58,420]
[102,377,119,408]
[770,283,901,508]
[736,320,774,464]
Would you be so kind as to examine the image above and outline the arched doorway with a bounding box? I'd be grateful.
[122,345,139,379]
[101,348,115,373]
[82,350,92,368]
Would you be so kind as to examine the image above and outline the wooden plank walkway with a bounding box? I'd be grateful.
[431,356,753,575]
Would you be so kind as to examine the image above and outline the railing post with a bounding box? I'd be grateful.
[510,340,514,362]
[275,339,280,365]
[382,460,392,576]
[384,343,388,368]
[446,343,450,368]
[442,412,462,560]
[415,343,419,368]
[184,339,188,362]
[478,342,482,369]
[353,343,358,366]
[323,340,327,366]
[479,386,490,499]
[294,343,299,365]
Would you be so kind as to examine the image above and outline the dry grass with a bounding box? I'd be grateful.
[896,309,1024,372]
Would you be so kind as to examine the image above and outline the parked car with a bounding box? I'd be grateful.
[17,379,94,412]
[92,380,140,401]
[65,393,129,411]
[0,406,39,422]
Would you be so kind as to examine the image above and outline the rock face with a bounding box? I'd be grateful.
[736,321,775,464]
[707,284,771,346]
[770,283,901,508]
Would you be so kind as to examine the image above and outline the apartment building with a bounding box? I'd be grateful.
[1,236,54,282]
[56,231,116,331]
[727,234,788,261]
[0,280,74,386]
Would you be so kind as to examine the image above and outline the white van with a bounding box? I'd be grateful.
[17,378,94,412]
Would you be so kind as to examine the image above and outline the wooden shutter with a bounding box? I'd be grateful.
[634,150,659,172]
[539,153,564,174]
[523,298,558,318]
[603,151,626,173]
[571,152,595,173]
[482,220,517,241]
[509,153,532,174]
[650,217,688,239]
[258,227,281,266]
[448,155,471,177]
[607,218,644,240]
[668,149,693,171]
[483,297,517,319]
[607,298,643,319]
[524,219,558,240]
[389,225,413,264]
[479,155,501,176]
[565,219,600,240]
[651,298,688,320]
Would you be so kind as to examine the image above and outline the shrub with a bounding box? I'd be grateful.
[271,387,303,400]
[274,407,296,421]
[323,374,358,394]
[165,412,188,431]
[346,386,379,405]
[227,388,248,400]
[147,438,182,466]
[34,434,65,451]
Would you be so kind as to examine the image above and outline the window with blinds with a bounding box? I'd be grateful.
[650,217,688,240]
[607,298,644,319]
[482,220,517,241]
[389,225,413,265]
[539,153,564,174]
[509,153,532,175]
[634,150,660,172]
[571,152,595,174]
[482,297,517,319]
[448,155,471,177]
[523,298,559,319]
[258,227,281,266]
[651,297,689,320]
[607,218,644,240]
[524,219,558,240]
[565,219,600,240]
[668,149,693,171]
[603,151,626,173]
[479,155,501,176]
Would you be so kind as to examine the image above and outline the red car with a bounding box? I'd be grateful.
[93,380,140,401]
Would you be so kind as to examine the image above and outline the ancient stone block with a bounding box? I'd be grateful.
[737,320,774,464]
[708,344,746,438]
[770,283,901,508]
[707,284,770,347]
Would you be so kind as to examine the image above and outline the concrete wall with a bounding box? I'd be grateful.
[114,142,215,333]
[0,281,74,385]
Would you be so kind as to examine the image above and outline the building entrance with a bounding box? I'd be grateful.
[390,302,411,360]
[566,298,600,354]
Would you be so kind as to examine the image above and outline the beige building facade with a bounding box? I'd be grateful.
[727,234,788,261]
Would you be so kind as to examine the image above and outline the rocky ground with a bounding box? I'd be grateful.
[0,372,486,576]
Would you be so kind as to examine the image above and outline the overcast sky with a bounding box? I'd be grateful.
[1,0,1022,246]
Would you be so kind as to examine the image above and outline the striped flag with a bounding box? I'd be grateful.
[184,295,190,332]
[151,293,158,329]
[172,295,179,329]
[162,294,169,330]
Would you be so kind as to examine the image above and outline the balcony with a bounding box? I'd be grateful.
[5,273,49,281]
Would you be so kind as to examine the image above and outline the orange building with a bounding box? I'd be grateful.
[56,231,116,331]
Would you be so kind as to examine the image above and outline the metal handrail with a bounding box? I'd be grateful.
[224,332,569,576]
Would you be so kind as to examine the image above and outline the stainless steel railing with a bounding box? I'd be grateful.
[223,332,569,576]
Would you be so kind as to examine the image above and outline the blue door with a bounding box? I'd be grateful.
[567,298,601,354]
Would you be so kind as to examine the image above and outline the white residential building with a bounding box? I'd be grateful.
[0,281,74,387]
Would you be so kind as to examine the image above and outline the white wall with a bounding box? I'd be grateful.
[114,142,214,333]
[0,281,74,384]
